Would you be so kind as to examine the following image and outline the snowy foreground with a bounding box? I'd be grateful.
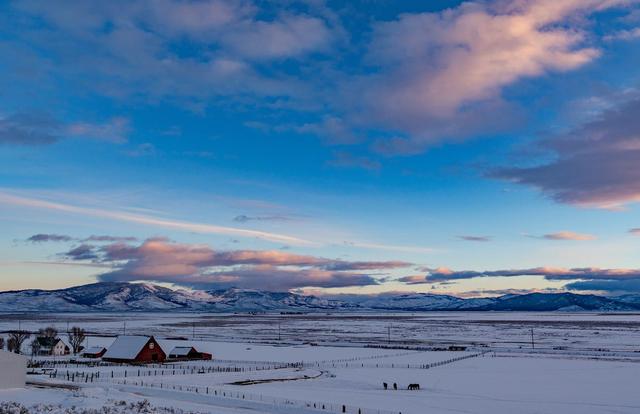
[1,312,639,414]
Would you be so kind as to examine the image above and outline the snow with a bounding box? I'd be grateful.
[169,347,194,357]
[83,346,106,354]
[0,350,26,389]
[103,336,152,360]
[2,312,640,414]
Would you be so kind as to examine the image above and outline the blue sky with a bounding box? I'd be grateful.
[2,0,640,295]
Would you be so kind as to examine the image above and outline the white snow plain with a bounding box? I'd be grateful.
[1,311,639,414]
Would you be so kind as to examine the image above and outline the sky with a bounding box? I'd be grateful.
[2,0,640,296]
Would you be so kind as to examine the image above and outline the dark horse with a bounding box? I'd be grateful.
[408,383,420,390]
[383,382,388,390]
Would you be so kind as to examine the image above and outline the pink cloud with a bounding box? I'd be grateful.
[362,0,626,153]
[539,231,596,241]
[61,238,412,290]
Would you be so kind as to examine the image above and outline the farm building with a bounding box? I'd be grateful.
[0,350,27,389]
[34,337,70,356]
[168,346,212,361]
[82,346,107,358]
[102,335,166,363]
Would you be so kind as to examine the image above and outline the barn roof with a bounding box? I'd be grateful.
[103,336,153,360]
[169,346,195,356]
[83,346,106,354]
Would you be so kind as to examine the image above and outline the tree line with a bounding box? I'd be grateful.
[0,325,86,355]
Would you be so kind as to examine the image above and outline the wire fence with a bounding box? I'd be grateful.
[113,380,405,414]
[45,363,299,381]
[307,351,489,370]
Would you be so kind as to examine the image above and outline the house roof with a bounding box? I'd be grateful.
[36,337,65,348]
[103,336,154,360]
[83,346,106,354]
[169,346,195,356]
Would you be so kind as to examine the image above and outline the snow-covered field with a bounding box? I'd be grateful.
[1,312,639,413]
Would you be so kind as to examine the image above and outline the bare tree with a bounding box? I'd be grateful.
[0,336,4,350]
[30,338,42,356]
[39,326,58,339]
[68,326,86,354]
[8,331,31,354]
[7,337,17,352]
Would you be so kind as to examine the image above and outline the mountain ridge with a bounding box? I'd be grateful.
[1,282,639,312]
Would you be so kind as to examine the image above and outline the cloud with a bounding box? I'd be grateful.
[604,27,640,41]
[6,0,335,105]
[62,244,99,261]
[4,0,630,156]
[630,228,640,235]
[537,231,596,241]
[359,0,624,153]
[398,275,431,285]
[0,191,312,245]
[67,117,130,144]
[84,235,138,242]
[26,233,73,243]
[326,151,381,172]
[124,143,156,157]
[493,94,640,209]
[458,235,491,242]
[0,113,129,146]
[0,113,60,146]
[233,215,292,223]
[220,14,334,60]
[565,278,640,293]
[341,241,438,254]
[422,266,640,282]
[59,238,404,290]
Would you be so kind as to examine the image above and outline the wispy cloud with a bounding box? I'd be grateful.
[26,233,74,243]
[457,235,491,242]
[0,113,129,146]
[536,231,596,241]
[233,215,293,223]
[326,151,381,172]
[341,241,438,254]
[0,191,312,245]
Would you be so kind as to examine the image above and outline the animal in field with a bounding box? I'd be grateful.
[408,383,420,390]
[383,382,388,390]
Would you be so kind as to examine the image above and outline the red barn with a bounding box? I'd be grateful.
[102,336,165,364]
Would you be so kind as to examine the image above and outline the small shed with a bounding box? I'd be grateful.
[82,346,107,358]
[103,335,166,363]
[0,350,27,389]
[168,346,212,361]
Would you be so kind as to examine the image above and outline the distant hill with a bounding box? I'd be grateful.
[0,282,638,312]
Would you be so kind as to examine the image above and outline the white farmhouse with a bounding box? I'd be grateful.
[0,350,27,389]
[34,337,70,356]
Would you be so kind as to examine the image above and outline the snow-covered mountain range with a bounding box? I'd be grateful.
[1,282,638,312]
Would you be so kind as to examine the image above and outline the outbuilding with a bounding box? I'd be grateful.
[0,350,27,389]
[102,335,165,363]
[168,346,212,361]
[82,346,107,358]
